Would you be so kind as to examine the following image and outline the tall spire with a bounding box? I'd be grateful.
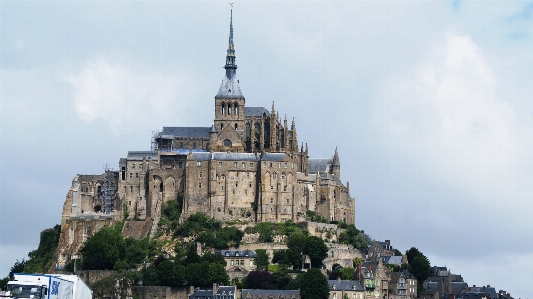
[225,8,237,75]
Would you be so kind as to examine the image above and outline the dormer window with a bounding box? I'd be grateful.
[236,252,239,256]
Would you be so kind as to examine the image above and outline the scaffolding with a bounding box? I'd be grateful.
[151,130,159,151]
[100,164,117,214]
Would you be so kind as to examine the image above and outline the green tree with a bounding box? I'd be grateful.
[340,267,355,280]
[338,225,372,252]
[157,260,184,287]
[24,225,61,273]
[255,249,269,270]
[207,263,229,285]
[80,226,126,270]
[405,247,424,264]
[409,255,430,282]
[298,269,329,299]
[142,264,161,286]
[304,236,328,268]
[256,222,274,243]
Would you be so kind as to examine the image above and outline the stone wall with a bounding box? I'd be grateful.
[133,286,194,299]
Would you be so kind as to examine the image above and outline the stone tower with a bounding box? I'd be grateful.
[213,9,245,152]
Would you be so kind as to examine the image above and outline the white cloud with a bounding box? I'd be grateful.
[379,31,532,196]
[64,57,182,133]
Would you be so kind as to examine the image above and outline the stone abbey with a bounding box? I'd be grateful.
[59,11,355,252]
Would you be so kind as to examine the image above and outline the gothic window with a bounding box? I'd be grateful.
[222,103,225,115]
[228,104,231,115]
[273,172,277,179]
[234,103,238,115]
[197,161,202,166]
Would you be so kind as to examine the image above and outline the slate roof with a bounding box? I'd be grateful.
[189,152,290,162]
[216,73,244,99]
[390,270,415,283]
[328,280,364,291]
[189,286,236,299]
[161,127,211,138]
[245,107,270,118]
[424,282,439,294]
[451,282,468,293]
[380,256,402,265]
[455,292,489,299]
[308,158,332,173]
[127,151,158,161]
[242,289,299,299]
[218,250,257,258]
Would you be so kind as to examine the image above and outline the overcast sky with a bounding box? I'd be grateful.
[1,1,532,297]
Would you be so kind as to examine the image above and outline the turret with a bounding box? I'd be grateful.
[332,147,340,179]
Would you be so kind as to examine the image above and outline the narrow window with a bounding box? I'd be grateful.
[242,162,246,168]
[219,162,222,167]
[271,198,273,204]
[199,172,203,178]
[286,199,289,204]
[140,164,143,169]
[130,186,133,193]
[198,183,202,189]
[250,163,253,168]
[221,185,224,191]
[197,161,202,167]
[234,162,237,167]
[270,162,273,168]
[221,123,223,130]
[121,167,125,180]
[235,123,238,130]
[270,185,273,190]
[129,173,132,179]
[193,142,196,148]
[222,103,225,115]
[132,164,135,169]
[278,163,281,168]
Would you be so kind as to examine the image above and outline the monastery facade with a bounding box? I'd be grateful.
[60,10,355,235]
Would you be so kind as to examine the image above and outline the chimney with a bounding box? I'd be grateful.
[385,240,390,245]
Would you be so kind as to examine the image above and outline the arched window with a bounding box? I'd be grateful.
[228,103,232,115]
[235,104,239,115]
[221,103,225,115]
[273,172,277,179]
[234,123,238,130]
[221,123,224,130]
